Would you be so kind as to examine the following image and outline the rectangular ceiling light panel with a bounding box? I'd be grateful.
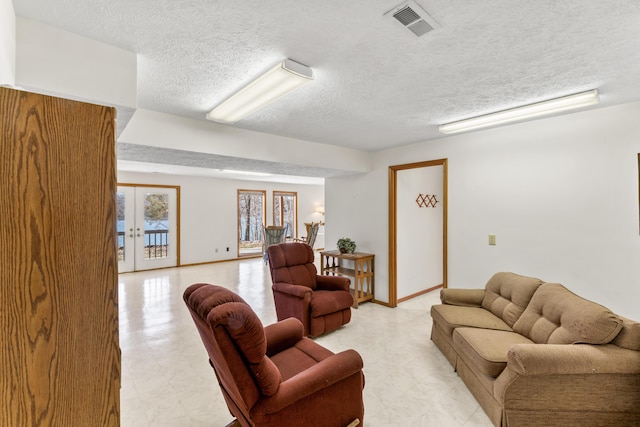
[207,59,313,124]
[439,89,600,134]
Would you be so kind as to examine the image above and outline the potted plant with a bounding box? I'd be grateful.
[337,237,357,254]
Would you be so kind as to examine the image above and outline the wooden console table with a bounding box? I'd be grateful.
[319,250,374,308]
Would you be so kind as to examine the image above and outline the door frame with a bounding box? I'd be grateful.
[388,159,448,307]
[118,183,181,271]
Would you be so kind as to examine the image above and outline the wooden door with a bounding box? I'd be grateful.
[0,88,120,426]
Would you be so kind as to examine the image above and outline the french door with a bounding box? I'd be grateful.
[117,185,179,272]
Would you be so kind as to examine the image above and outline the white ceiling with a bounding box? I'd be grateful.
[12,0,640,176]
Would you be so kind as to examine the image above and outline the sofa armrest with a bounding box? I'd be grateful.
[494,344,640,416]
[507,343,640,375]
[316,275,351,292]
[440,288,485,307]
[272,282,313,299]
[264,318,304,357]
[254,349,364,414]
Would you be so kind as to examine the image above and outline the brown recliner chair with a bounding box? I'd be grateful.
[267,242,353,337]
[183,283,365,427]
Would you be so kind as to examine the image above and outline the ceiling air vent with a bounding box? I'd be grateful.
[384,1,440,38]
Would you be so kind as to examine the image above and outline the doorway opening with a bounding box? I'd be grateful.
[117,184,180,272]
[388,159,448,307]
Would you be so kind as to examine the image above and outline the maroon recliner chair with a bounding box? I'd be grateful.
[183,283,365,427]
[267,242,353,337]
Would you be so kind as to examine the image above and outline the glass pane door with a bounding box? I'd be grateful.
[117,187,135,273]
[273,191,297,239]
[134,188,177,270]
[238,190,265,257]
[117,185,178,272]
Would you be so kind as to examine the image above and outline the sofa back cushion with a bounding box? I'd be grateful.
[481,272,544,327]
[513,283,623,344]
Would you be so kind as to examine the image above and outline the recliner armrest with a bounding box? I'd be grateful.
[254,349,364,414]
[316,275,351,292]
[272,282,313,298]
[440,288,485,307]
[264,318,304,357]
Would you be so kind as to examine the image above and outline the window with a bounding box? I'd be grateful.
[273,191,297,239]
[238,190,266,257]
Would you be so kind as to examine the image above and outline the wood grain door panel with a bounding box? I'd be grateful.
[0,87,120,426]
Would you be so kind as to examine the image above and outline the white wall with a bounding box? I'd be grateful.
[16,17,136,108]
[117,171,324,265]
[0,0,15,86]
[326,102,640,318]
[325,167,388,253]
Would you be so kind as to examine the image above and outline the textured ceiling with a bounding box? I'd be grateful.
[13,1,640,157]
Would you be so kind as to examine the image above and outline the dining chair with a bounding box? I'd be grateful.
[262,225,287,263]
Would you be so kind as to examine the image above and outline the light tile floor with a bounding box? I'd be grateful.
[119,258,493,426]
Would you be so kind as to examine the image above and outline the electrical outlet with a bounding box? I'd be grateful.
[226,247,230,252]
[489,235,496,245]
[215,248,218,253]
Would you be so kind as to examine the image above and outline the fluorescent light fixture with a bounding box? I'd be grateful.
[206,59,314,124]
[219,169,272,177]
[438,89,599,134]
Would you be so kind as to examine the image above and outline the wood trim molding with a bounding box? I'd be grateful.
[388,159,448,307]
[388,166,398,307]
[397,284,444,304]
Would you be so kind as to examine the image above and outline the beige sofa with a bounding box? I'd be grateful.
[430,272,640,427]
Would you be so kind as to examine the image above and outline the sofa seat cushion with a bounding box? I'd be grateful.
[310,290,353,317]
[453,327,534,378]
[513,283,622,344]
[481,272,544,327]
[431,304,512,336]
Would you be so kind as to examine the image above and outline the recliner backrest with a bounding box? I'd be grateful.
[207,302,282,395]
[267,243,318,290]
[183,283,282,424]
